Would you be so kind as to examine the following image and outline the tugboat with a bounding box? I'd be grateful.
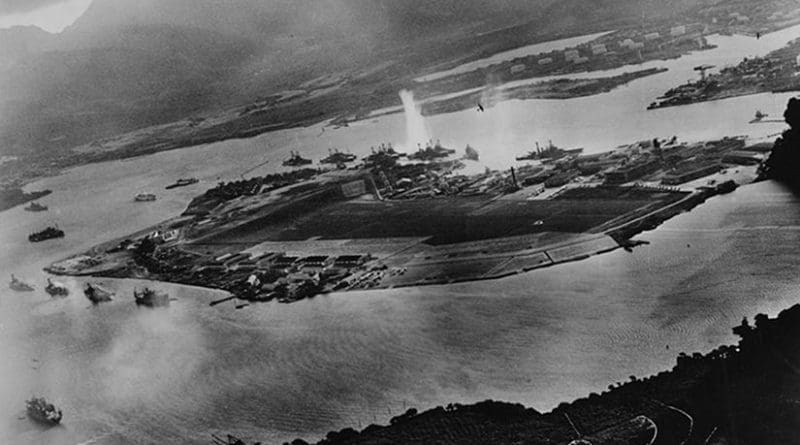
[165,178,199,190]
[9,274,35,292]
[463,145,479,161]
[24,202,48,212]
[320,148,357,165]
[28,226,65,243]
[134,287,170,307]
[134,193,157,202]
[44,278,69,297]
[26,397,62,426]
[282,151,313,167]
[84,283,114,304]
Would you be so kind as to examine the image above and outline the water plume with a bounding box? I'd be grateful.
[399,89,430,151]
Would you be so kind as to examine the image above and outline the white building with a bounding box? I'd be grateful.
[510,63,526,74]
[591,43,607,55]
[573,56,589,64]
[644,32,660,41]
[538,57,553,65]
[670,25,686,36]
[564,49,580,61]
[619,38,636,48]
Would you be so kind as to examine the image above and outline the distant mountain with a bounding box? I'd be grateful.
[0,0,713,158]
[0,25,53,64]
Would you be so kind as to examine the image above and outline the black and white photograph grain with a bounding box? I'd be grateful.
[2,0,800,444]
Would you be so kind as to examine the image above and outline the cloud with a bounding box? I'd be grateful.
[0,0,69,15]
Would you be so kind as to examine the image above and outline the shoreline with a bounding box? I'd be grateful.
[280,300,800,445]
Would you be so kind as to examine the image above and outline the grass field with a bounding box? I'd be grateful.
[193,187,686,247]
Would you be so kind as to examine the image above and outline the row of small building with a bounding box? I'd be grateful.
[513,138,768,189]
[516,24,703,71]
[193,251,373,274]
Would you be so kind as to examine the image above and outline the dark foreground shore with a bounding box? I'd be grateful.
[280,302,800,445]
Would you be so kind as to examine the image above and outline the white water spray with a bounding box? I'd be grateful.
[399,89,430,151]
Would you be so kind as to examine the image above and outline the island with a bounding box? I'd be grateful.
[647,37,800,110]
[47,132,764,305]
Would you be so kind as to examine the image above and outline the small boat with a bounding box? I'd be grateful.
[134,193,156,202]
[26,397,62,426]
[24,202,48,212]
[44,278,69,297]
[29,226,65,243]
[165,178,199,190]
[134,287,170,307]
[749,110,769,124]
[9,274,35,292]
[84,283,114,304]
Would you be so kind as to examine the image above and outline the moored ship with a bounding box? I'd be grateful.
[9,274,35,292]
[84,283,114,304]
[29,226,65,243]
[134,287,170,307]
[165,178,199,189]
[45,278,69,297]
[24,201,48,212]
[516,141,583,162]
[407,140,456,161]
[282,151,313,167]
[320,148,357,165]
[26,397,62,426]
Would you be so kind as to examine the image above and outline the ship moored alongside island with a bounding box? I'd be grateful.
[516,141,583,162]
[320,148,357,165]
[282,151,313,167]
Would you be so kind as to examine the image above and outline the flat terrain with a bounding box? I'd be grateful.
[192,189,682,247]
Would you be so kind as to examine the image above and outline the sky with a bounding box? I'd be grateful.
[0,0,92,32]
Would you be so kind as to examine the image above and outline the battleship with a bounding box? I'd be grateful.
[9,274,35,292]
[407,140,456,161]
[134,193,157,202]
[516,141,583,162]
[84,283,114,304]
[282,151,313,167]
[45,278,69,297]
[165,178,199,189]
[26,397,62,426]
[134,287,170,307]
[320,148,357,165]
[28,226,65,243]
[24,201,48,212]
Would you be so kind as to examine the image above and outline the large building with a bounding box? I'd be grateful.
[661,163,720,185]
[604,159,661,184]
